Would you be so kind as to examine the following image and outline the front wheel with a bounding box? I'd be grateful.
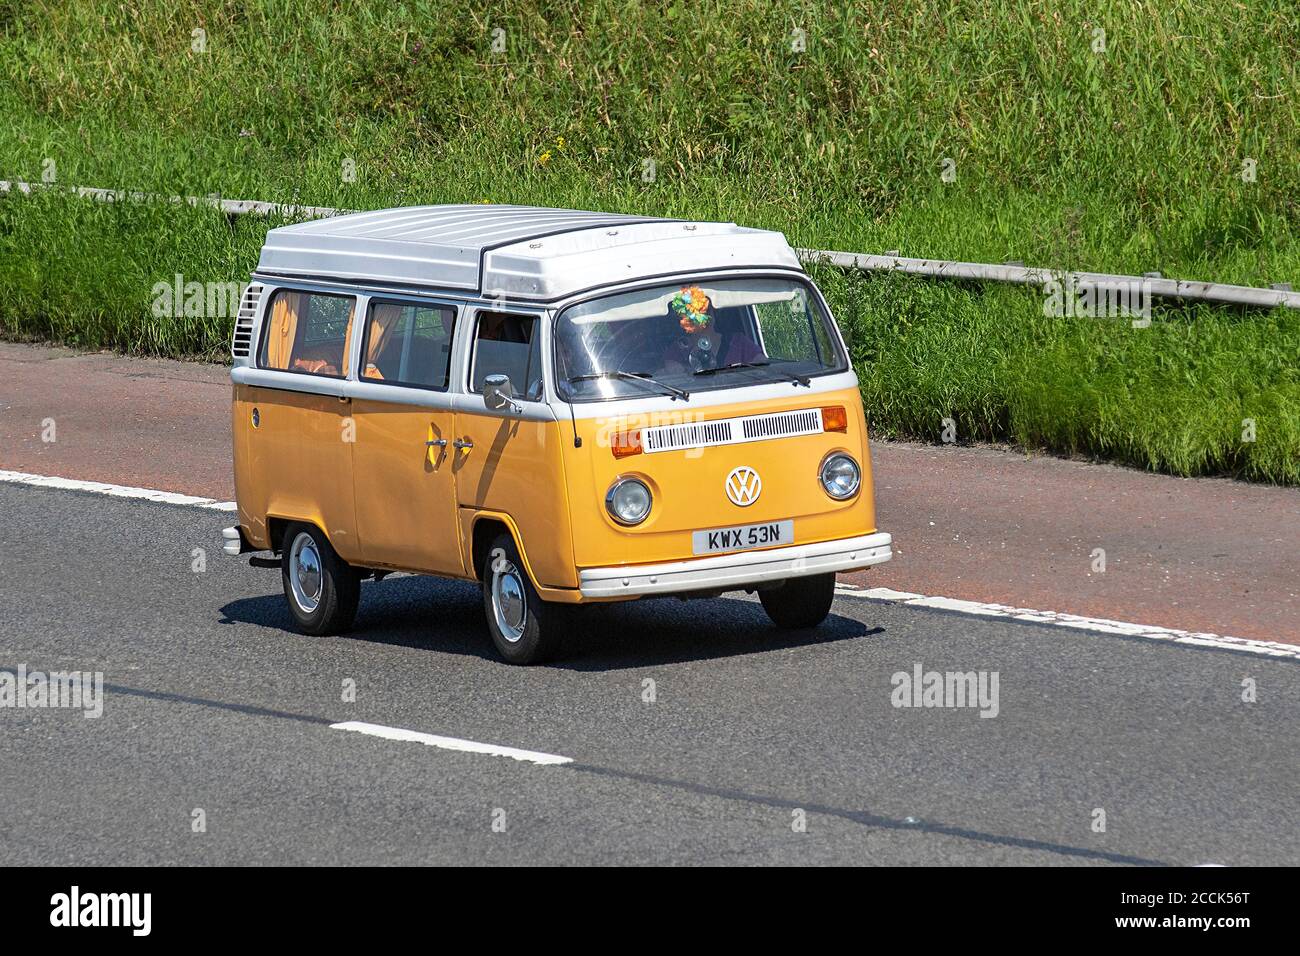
[280,523,361,635]
[759,573,836,629]
[482,533,565,664]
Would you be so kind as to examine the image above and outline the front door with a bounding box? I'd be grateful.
[452,308,574,590]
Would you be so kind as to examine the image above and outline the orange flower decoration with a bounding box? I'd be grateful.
[670,285,712,333]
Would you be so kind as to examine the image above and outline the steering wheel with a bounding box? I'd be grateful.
[596,337,649,375]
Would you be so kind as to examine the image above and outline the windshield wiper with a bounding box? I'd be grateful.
[693,361,811,387]
[566,370,690,401]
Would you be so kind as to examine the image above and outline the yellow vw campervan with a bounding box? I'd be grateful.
[223,205,892,663]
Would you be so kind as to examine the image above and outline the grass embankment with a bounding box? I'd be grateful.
[0,1,1297,481]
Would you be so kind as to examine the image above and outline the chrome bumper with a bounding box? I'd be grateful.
[578,531,892,599]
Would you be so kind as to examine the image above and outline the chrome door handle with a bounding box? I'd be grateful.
[426,439,448,447]
[453,438,474,450]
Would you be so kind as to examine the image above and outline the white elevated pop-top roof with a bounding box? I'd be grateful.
[256,204,802,301]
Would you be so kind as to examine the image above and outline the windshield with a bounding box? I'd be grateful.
[555,277,845,402]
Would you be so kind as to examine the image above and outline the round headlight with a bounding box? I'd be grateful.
[606,477,652,525]
[819,453,861,500]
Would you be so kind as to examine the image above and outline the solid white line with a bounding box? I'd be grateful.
[0,469,236,511]
[330,720,573,766]
[835,585,1300,660]
[3,467,1295,660]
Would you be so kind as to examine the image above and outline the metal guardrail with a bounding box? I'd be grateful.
[0,179,344,221]
[4,178,1297,310]
[798,248,1300,311]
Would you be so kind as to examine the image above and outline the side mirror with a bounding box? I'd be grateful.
[483,373,519,412]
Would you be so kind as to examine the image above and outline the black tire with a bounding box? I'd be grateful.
[280,522,361,635]
[759,573,836,629]
[481,532,565,665]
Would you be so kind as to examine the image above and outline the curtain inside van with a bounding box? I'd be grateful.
[340,301,355,376]
[264,291,303,369]
[364,303,406,379]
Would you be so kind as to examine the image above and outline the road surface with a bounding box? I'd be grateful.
[1,482,1295,865]
[2,342,1297,643]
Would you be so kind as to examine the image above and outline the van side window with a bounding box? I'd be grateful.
[470,312,544,401]
[360,301,456,390]
[259,289,355,377]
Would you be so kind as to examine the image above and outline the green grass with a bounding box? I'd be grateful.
[0,191,268,355]
[0,1,1297,481]
[817,266,1300,483]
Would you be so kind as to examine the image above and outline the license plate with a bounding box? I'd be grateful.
[692,519,794,555]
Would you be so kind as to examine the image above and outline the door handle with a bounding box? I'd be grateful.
[426,439,448,447]
[453,438,474,450]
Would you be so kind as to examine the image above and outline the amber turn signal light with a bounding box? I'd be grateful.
[820,405,848,433]
[611,428,643,458]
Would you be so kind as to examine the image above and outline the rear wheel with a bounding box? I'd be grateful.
[759,573,836,629]
[481,532,564,665]
[280,523,361,635]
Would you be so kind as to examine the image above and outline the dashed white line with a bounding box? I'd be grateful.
[0,469,236,511]
[3,467,1295,660]
[330,720,574,766]
[836,585,1300,660]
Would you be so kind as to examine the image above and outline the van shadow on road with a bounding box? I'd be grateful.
[218,574,882,670]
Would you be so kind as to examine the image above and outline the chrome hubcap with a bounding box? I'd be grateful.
[492,560,527,643]
[289,532,323,613]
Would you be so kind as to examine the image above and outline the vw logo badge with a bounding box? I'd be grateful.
[725,466,762,507]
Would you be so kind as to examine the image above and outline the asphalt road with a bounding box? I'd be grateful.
[1,482,1296,866]
[6,342,1299,643]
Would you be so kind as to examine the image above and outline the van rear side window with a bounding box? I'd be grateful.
[360,300,456,390]
[258,289,355,378]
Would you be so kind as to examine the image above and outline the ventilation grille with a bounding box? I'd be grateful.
[642,407,824,454]
[741,408,820,441]
[231,283,264,358]
[645,419,735,452]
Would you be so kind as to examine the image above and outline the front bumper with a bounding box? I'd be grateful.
[578,531,892,599]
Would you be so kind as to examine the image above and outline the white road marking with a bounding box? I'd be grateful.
[330,720,573,766]
[836,585,1300,660]
[3,467,1296,660]
[0,469,236,511]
